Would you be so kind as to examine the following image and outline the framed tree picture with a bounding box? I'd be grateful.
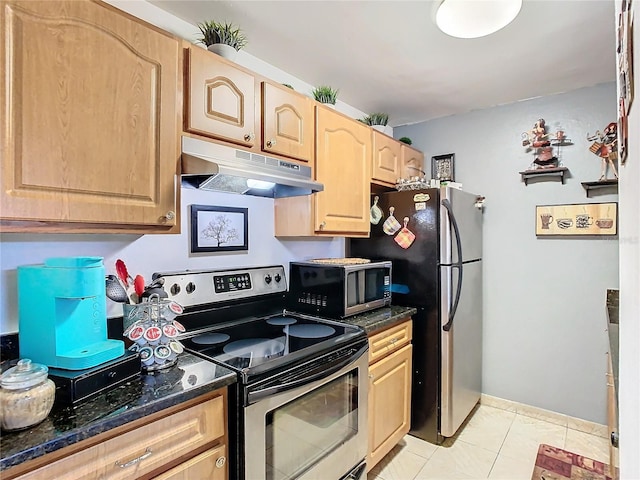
[190,205,248,253]
[431,153,455,182]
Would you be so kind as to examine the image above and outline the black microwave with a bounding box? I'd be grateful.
[287,260,392,318]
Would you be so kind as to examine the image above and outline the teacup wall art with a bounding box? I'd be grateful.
[535,202,617,236]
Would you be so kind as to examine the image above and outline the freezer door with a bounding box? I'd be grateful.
[440,188,483,264]
[440,259,482,438]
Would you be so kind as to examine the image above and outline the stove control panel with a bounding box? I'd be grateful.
[153,266,287,308]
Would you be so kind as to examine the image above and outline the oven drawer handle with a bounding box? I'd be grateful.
[247,344,368,404]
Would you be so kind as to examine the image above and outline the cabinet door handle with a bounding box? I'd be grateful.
[244,132,255,142]
[164,211,175,221]
[216,456,226,468]
[319,221,326,230]
[266,138,277,148]
[115,447,153,468]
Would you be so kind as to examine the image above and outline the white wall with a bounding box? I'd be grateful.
[616,0,640,476]
[396,83,619,425]
[0,188,344,332]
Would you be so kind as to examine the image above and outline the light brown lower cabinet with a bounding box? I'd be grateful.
[367,319,413,472]
[7,389,227,480]
[154,444,227,480]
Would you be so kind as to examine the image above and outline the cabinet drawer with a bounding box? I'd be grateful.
[16,396,225,480]
[368,320,412,363]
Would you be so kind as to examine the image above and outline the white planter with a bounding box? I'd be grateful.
[207,44,238,61]
[372,125,393,136]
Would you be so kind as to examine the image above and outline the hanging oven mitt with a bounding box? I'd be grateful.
[370,196,383,225]
[394,217,416,249]
[382,206,401,235]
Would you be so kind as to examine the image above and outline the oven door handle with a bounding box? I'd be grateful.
[247,344,368,404]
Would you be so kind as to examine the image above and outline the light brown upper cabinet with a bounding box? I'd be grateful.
[0,0,181,232]
[372,131,403,186]
[261,82,314,163]
[275,106,371,237]
[315,106,372,235]
[185,46,257,148]
[401,144,426,180]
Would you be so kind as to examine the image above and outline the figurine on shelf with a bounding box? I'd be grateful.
[587,122,619,181]
[521,118,569,170]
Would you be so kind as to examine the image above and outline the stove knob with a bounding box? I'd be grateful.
[274,273,282,283]
[264,274,272,284]
[170,283,180,295]
[186,282,196,294]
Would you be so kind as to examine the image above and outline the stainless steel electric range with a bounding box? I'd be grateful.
[154,265,368,480]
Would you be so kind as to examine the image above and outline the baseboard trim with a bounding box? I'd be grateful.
[480,393,608,438]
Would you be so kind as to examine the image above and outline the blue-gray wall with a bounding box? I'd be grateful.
[396,82,619,424]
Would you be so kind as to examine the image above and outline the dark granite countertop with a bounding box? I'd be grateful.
[0,353,236,473]
[339,305,417,335]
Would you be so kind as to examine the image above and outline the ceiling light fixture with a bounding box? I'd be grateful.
[435,0,523,39]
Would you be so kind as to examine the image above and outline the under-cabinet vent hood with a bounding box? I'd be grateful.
[181,137,323,198]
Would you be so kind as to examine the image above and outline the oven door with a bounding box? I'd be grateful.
[244,342,368,480]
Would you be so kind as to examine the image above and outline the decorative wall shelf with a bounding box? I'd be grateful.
[519,167,569,185]
[581,179,618,197]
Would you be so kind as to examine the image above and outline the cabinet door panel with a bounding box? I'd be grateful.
[186,46,256,147]
[262,82,313,163]
[368,344,413,470]
[315,107,371,234]
[401,145,425,180]
[0,0,179,227]
[372,131,402,185]
[154,445,227,480]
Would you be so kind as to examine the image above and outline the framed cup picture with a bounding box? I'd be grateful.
[535,202,617,236]
[431,153,455,182]
[190,205,248,253]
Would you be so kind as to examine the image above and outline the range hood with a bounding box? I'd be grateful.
[181,136,323,198]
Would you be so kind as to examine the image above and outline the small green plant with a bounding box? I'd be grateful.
[282,83,294,90]
[311,85,338,105]
[197,20,247,51]
[399,137,412,145]
[360,113,389,126]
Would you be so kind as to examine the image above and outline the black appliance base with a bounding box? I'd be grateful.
[48,351,141,405]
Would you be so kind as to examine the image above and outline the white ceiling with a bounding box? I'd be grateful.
[149,0,616,127]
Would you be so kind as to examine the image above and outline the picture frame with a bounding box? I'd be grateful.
[535,202,617,236]
[431,153,455,182]
[190,205,248,253]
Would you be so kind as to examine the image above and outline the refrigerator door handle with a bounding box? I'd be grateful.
[442,199,463,265]
[442,199,464,332]
[443,264,463,332]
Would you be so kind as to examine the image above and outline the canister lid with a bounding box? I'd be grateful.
[1,359,49,390]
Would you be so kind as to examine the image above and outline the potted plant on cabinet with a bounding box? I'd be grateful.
[399,137,412,145]
[360,112,392,135]
[197,20,247,61]
[311,85,338,107]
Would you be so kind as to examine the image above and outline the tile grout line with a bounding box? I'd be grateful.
[487,410,518,478]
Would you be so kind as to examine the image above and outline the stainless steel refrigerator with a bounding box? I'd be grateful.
[350,187,483,444]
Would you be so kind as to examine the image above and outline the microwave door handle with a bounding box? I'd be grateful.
[247,345,368,404]
[358,270,365,305]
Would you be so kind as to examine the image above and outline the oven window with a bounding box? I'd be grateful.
[265,370,359,480]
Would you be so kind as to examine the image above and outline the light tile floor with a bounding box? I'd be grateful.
[368,404,612,480]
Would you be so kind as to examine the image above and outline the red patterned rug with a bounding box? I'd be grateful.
[531,444,618,480]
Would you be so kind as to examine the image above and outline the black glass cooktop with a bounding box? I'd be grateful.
[179,312,364,381]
